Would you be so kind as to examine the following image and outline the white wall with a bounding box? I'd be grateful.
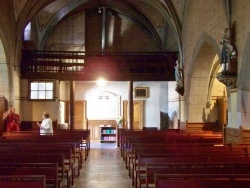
[65,81,166,128]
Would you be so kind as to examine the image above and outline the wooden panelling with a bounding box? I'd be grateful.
[225,126,250,144]
[87,120,116,141]
[186,121,219,133]
[225,127,241,143]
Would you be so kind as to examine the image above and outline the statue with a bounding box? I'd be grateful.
[175,60,183,88]
[220,27,237,73]
[216,22,237,88]
[175,60,184,96]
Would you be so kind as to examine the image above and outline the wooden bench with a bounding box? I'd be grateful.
[156,178,250,188]
[128,142,245,170]
[0,154,65,188]
[0,175,46,188]
[0,141,81,186]
[125,140,227,167]
[133,153,250,188]
[155,174,250,188]
[146,162,250,188]
[185,120,219,133]
[0,163,58,188]
[121,131,223,159]
[1,139,83,174]
[0,147,74,188]
[130,145,247,182]
[53,129,91,158]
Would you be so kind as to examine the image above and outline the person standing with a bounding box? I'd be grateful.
[3,107,20,133]
[37,112,53,135]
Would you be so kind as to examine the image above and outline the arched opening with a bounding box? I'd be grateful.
[24,22,31,41]
[170,111,178,129]
[188,41,226,128]
[0,39,9,98]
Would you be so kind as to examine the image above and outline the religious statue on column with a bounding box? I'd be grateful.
[216,22,237,88]
[220,23,237,75]
[175,60,184,96]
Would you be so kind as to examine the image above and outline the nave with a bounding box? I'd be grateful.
[73,142,132,188]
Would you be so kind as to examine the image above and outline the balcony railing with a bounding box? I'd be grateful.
[21,50,178,81]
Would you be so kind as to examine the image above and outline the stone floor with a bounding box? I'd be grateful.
[73,142,133,188]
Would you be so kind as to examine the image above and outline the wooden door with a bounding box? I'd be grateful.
[75,101,84,129]
[217,97,227,131]
[123,100,144,129]
[66,100,87,129]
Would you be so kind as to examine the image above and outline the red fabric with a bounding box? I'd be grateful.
[6,113,20,132]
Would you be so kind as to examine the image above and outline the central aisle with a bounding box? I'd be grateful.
[73,142,133,188]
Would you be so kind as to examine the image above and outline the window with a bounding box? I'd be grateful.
[29,81,55,100]
[135,87,149,98]
[24,22,31,41]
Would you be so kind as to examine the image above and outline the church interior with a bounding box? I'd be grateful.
[1,0,250,187]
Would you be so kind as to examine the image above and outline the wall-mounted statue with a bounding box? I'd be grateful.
[216,22,237,88]
[175,60,184,96]
[220,23,237,75]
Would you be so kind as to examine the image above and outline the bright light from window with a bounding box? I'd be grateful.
[24,22,31,41]
[97,78,106,87]
[30,81,54,100]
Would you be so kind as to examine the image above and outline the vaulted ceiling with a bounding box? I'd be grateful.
[14,0,184,53]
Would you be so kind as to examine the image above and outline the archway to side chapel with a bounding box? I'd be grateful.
[0,38,9,133]
[188,38,226,131]
[0,39,9,100]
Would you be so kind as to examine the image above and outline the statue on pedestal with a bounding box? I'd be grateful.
[220,24,237,74]
[175,60,184,96]
[216,23,237,89]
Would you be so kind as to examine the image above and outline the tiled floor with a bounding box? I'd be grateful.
[73,142,133,188]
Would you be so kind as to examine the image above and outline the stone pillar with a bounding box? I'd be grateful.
[128,81,133,130]
[69,81,75,130]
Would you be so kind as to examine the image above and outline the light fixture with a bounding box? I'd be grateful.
[98,7,102,14]
[97,77,106,87]
[98,0,102,14]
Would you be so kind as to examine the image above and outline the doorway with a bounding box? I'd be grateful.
[123,100,144,129]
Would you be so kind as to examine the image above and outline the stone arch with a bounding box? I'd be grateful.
[186,33,225,122]
[0,33,10,103]
[0,25,12,104]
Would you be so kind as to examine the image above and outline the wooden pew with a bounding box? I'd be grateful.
[154,174,250,188]
[185,121,219,133]
[0,163,58,188]
[146,162,250,188]
[118,129,181,149]
[4,129,91,158]
[133,153,250,188]
[0,141,80,187]
[1,138,83,175]
[0,147,73,188]
[128,142,244,170]
[0,175,46,188]
[130,146,247,183]
[0,154,65,188]
[1,130,90,187]
[53,129,91,158]
[156,178,250,188]
[4,133,85,161]
[121,130,223,159]
[125,140,227,169]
